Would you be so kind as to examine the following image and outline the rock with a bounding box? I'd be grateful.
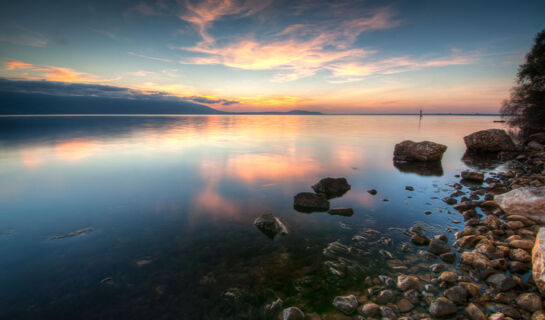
[460,282,482,297]
[488,312,505,320]
[495,187,545,224]
[462,170,485,182]
[312,177,351,199]
[442,197,458,205]
[266,298,283,312]
[505,221,525,229]
[328,208,354,216]
[429,297,457,317]
[444,285,467,304]
[360,303,379,316]
[533,228,545,295]
[254,214,288,239]
[484,215,501,229]
[440,252,457,264]
[466,303,486,320]
[282,307,304,320]
[510,248,531,262]
[397,274,420,291]
[397,298,414,312]
[454,235,482,249]
[486,273,516,292]
[376,290,396,304]
[533,311,545,320]
[393,140,447,162]
[463,129,516,152]
[516,293,542,312]
[509,239,534,250]
[332,295,358,315]
[529,132,545,144]
[509,261,530,274]
[439,271,458,283]
[367,189,377,195]
[293,192,330,212]
[411,234,430,246]
[405,186,414,191]
[529,141,545,151]
[380,306,397,319]
[428,239,450,255]
[461,251,493,278]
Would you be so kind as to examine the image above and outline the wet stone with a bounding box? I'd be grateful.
[397,274,420,291]
[312,177,351,199]
[411,234,430,246]
[486,273,516,292]
[516,293,542,312]
[439,271,458,283]
[440,252,457,264]
[282,307,305,320]
[428,239,450,255]
[332,295,358,315]
[397,298,414,312]
[465,303,486,320]
[429,297,457,317]
[444,285,467,304]
[376,290,396,305]
[360,302,379,316]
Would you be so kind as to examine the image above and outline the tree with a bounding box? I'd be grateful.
[501,29,545,138]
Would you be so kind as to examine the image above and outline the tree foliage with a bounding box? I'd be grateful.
[501,29,545,137]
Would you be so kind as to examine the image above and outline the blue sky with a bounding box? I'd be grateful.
[1,0,544,113]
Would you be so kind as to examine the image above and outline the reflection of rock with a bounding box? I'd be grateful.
[293,192,330,213]
[311,177,351,199]
[495,187,545,224]
[463,129,516,152]
[328,208,354,216]
[49,227,94,240]
[393,160,443,176]
[254,214,288,239]
[461,151,504,170]
[461,170,484,183]
[393,140,447,162]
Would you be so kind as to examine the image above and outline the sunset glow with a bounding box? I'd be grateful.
[1,1,544,113]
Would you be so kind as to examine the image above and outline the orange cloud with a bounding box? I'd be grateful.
[179,7,398,82]
[2,60,119,83]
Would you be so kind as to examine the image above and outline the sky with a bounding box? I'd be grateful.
[0,0,544,114]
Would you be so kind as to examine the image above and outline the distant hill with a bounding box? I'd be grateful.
[0,91,227,115]
[0,91,323,115]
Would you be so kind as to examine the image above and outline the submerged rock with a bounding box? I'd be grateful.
[429,297,457,317]
[311,177,351,199]
[282,307,304,320]
[461,170,485,183]
[393,140,447,162]
[367,189,378,195]
[332,295,358,314]
[49,227,94,240]
[293,192,330,212]
[463,129,516,152]
[254,214,288,239]
[495,187,545,224]
[328,208,354,217]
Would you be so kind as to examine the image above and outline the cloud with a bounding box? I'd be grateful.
[189,95,238,105]
[178,6,398,82]
[128,51,174,63]
[2,60,120,83]
[178,0,273,44]
[0,26,49,47]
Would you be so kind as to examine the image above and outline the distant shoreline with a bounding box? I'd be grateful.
[0,113,503,117]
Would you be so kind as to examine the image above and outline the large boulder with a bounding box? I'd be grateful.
[293,192,330,212]
[311,177,351,199]
[393,140,447,162]
[254,214,288,239]
[463,129,516,152]
[495,187,545,224]
[532,228,545,296]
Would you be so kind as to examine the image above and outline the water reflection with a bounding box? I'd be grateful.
[0,115,506,319]
[393,160,444,176]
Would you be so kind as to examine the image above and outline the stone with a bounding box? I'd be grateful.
[428,239,450,255]
[463,129,516,152]
[411,234,430,245]
[367,189,377,195]
[328,208,354,216]
[380,306,397,319]
[510,248,531,262]
[461,251,492,270]
[488,312,505,320]
[429,297,457,317]
[312,177,351,199]
[360,303,379,316]
[397,274,420,291]
[462,170,485,183]
[444,285,467,304]
[440,252,457,264]
[533,228,545,295]
[405,186,414,191]
[505,221,525,229]
[397,298,414,312]
[495,187,545,224]
[516,293,542,312]
[484,215,501,229]
[486,273,516,292]
[466,303,486,320]
[454,235,482,249]
[460,282,482,297]
[254,214,288,239]
[510,239,534,250]
[393,140,447,162]
[438,271,457,283]
[509,261,530,274]
[293,192,330,212]
[332,295,358,315]
[282,307,304,320]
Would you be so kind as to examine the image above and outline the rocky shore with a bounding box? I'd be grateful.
[279,129,545,320]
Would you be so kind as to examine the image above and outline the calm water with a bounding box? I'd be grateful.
[0,115,504,319]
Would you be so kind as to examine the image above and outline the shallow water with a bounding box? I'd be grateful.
[0,115,505,319]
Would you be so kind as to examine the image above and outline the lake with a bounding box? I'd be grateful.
[0,115,504,319]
